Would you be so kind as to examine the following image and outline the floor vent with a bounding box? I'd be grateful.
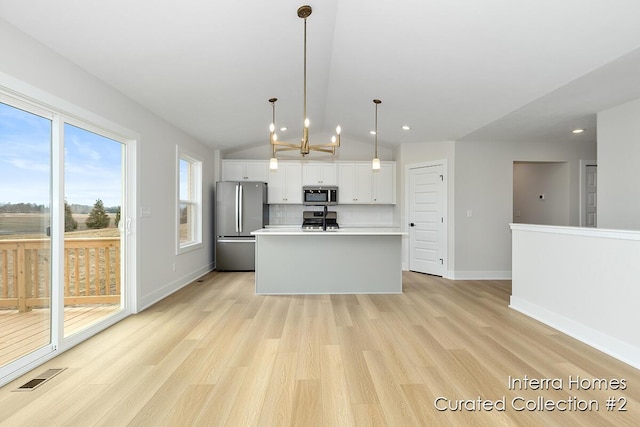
[13,368,67,392]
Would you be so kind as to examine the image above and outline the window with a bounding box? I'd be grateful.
[177,147,202,253]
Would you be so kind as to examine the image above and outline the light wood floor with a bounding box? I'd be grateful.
[0,271,638,426]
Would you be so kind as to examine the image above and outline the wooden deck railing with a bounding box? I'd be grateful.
[0,238,120,312]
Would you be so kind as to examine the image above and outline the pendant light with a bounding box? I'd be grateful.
[372,99,381,171]
[269,100,279,170]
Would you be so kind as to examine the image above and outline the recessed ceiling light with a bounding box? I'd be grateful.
[572,128,585,134]
[402,125,411,130]
[280,127,288,132]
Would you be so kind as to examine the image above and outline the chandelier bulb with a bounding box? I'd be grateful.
[331,135,336,143]
[270,157,278,170]
[273,133,278,142]
[269,123,275,132]
[336,125,341,134]
[304,118,310,128]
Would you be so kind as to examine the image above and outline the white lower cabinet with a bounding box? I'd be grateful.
[268,162,302,204]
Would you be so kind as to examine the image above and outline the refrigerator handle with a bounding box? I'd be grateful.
[239,184,244,233]
[235,183,240,233]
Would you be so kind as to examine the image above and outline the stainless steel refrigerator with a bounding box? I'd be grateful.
[215,181,269,271]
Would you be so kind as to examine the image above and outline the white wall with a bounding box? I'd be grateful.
[513,162,570,226]
[0,19,217,311]
[454,140,595,278]
[396,139,594,278]
[511,224,640,369]
[597,97,640,230]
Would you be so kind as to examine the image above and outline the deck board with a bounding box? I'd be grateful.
[0,305,120,366]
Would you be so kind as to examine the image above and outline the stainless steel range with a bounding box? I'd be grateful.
[302,210,339,230]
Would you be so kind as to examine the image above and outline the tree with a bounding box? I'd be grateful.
[64,201,78,232]
[114,206,121,228]
[86,199,111,229]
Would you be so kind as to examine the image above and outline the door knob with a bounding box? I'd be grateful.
[410,223,415,227]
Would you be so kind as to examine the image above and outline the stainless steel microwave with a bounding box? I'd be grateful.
[302,186,338,206]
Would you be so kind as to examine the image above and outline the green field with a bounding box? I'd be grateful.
[0,213,118,238]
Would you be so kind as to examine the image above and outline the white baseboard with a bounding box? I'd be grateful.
[449,270,512,280]
[401,269,511,281]
[510,296,640,370]
[138,262,214,312]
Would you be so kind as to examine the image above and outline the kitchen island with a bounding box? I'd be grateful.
[251,227,405,294]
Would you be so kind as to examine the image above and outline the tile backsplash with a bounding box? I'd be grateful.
[269,204,395,227]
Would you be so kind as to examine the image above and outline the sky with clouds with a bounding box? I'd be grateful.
[0,102,123,207]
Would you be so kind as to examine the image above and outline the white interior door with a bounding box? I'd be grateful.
[409,164,445,276]
[586,165,597,227]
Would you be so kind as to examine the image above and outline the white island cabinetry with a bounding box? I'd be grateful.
[252,228,404,294]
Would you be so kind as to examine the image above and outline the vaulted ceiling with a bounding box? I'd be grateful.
[2,0,640,152]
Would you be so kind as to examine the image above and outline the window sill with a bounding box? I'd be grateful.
[177,241,203,255]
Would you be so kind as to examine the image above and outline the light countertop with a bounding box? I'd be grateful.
[252,227,406,236]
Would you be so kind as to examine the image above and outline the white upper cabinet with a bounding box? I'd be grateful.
[221,160,269,182]
[268,162,302,204]
[302,162,338,186]
[338,161,396,204]
[223,159,395,205]
[372,162,396,204]
[338,163,373,204]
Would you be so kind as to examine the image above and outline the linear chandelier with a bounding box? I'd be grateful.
[269,5,341,170]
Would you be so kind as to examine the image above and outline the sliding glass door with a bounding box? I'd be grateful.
[0,99,53,368]
[63,123,123,337]
[0,92,132,385]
